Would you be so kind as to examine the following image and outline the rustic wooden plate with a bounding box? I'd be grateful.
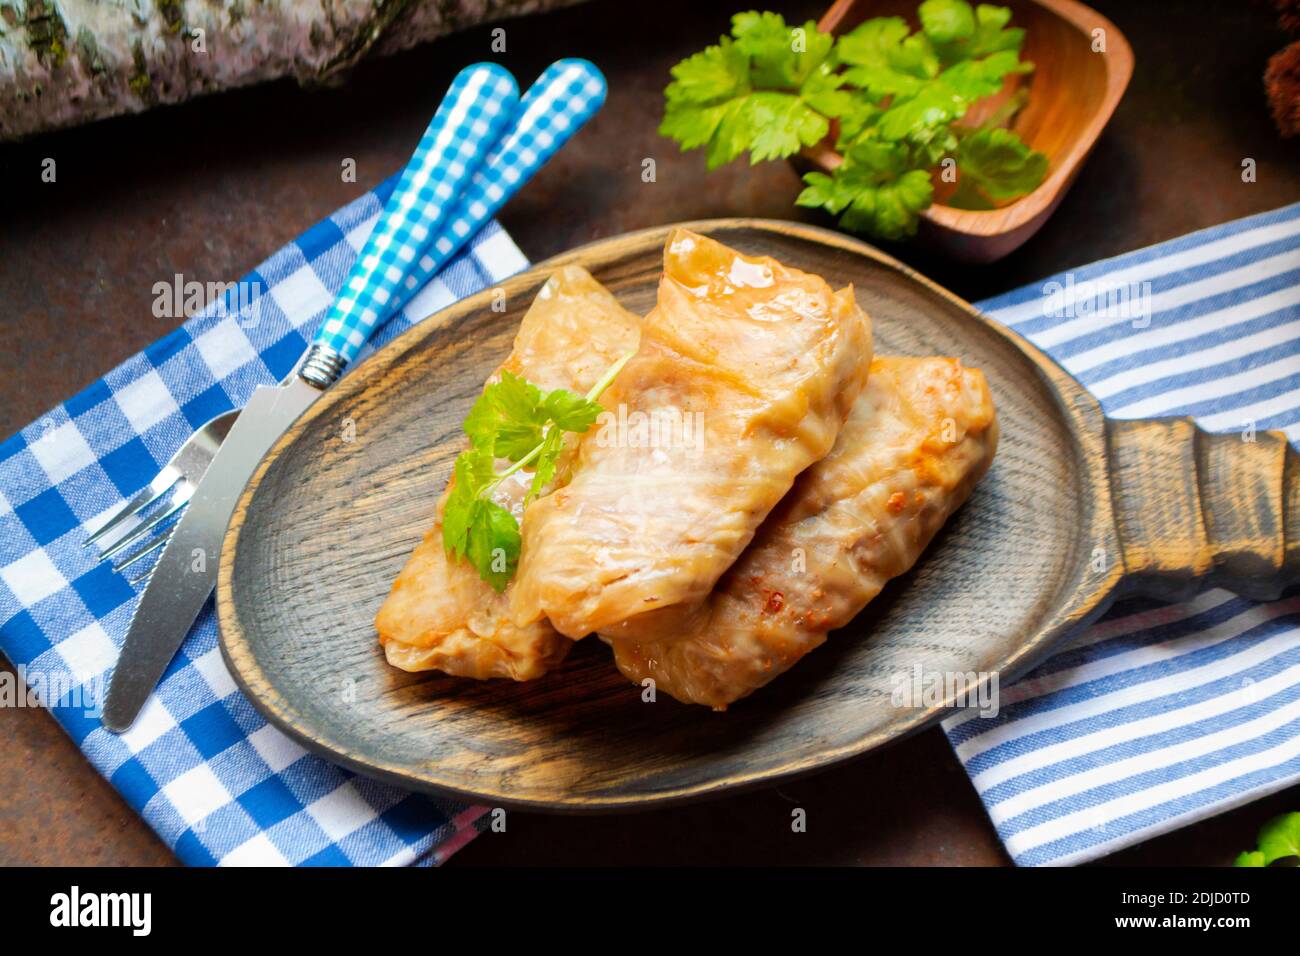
[217,220,1298,811]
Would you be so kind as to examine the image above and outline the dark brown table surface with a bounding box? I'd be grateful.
[2,0,1298,866]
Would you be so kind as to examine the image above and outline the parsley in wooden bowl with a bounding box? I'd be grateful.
[660,0,1133,262]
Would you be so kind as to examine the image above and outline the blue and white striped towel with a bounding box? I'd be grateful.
[947,202,1300,866]
[0,176,527,865]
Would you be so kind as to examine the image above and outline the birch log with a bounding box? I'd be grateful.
[0,0,588,141]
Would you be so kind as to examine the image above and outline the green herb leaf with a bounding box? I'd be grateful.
[743,92,831,163]
[835,18,937,100]
[799,63,857,121]
[463,499,521,593]
[663,5,1041,241]
[463,370,545,454]
[493,421,546,462]
[919,0,975,47]
[664,34,750,109]
[938,49,1031,101]
[441,353,633,589]
[876,82,968,141]
[798,140,934,241]
[970,3,1025,58]
[1256,811,1300,865]
[528,426,566,503]
[952,126,1047,205]
[732,11,832,88]
[661,14,834,169]
[542,388,603,432]
[921,1,1024,65]
[663,88,827,170]
[441,446,495,561]
[840,169,934,240]
[1234,811,1300,866]
[659,37,752,159]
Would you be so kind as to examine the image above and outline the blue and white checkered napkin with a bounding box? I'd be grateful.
[947,202,1300,866]
[0,177,527,865]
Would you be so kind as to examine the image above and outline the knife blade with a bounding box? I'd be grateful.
[101,378,321,731]
[103,59,608,732]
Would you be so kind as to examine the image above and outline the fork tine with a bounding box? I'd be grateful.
[98,486,194,563]
[113,534,168,574]
[84,471,181,547]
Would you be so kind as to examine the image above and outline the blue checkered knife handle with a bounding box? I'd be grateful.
[311,63,519,366]
[398,59,607,299]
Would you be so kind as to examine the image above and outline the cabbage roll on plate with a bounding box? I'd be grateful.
[511,229,873,641]
[374,266,640,680]
[607,356,999,709]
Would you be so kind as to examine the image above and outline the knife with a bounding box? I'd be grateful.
[103,59,608,732]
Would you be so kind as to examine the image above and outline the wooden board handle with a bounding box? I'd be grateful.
[1106,417,1300,601]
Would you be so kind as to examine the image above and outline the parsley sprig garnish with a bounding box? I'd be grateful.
[660,2,1048,240]
[1234,811,1300,867]
[442,352,634,591]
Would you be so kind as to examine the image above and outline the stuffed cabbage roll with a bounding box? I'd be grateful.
[510,229,873,641]
[375,266,640,680]
[608,356,998,709]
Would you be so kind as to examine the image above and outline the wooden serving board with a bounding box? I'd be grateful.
[216,220,1300,811]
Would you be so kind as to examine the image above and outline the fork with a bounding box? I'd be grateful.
[83,407,240,571]
[85,59,609,574]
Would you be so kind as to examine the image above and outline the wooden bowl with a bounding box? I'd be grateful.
[217,221,1299,811]
[807,0,1133,262]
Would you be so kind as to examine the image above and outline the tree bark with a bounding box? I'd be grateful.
[0,0,588,141]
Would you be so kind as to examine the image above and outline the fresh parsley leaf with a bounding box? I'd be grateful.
[1257,811,1300,865]
[799,63,857,121]
[833,98,883,149]
[663,5,1042,241]
[1234,811,1300,867]
[465,498,521,593]
[665,88,826,170]
[542,388,603,432]
[442,446,494,560]
[661,14,833,169]
[744,92,831,162]
[951,126,1047,205]
[939,49,1031,101]
[441,353,633,590]
[876,82,968,141]
[528,426,566,503]
[919,0,975,47]
[797,140,934,240]
[835,18,937,101]
[493,421,546,462]
[664,35,750,109]
[732,11,832,88]
[921,0,1024,65]
[660,37,752,157]
[969,3,1025,58]
[796,171,851,215]
[840,169,934,240]
[463,370,544,454]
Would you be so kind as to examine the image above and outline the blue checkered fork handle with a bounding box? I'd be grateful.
[405,59,607,294]
[319,59,606,362]
[316,63,518,360]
